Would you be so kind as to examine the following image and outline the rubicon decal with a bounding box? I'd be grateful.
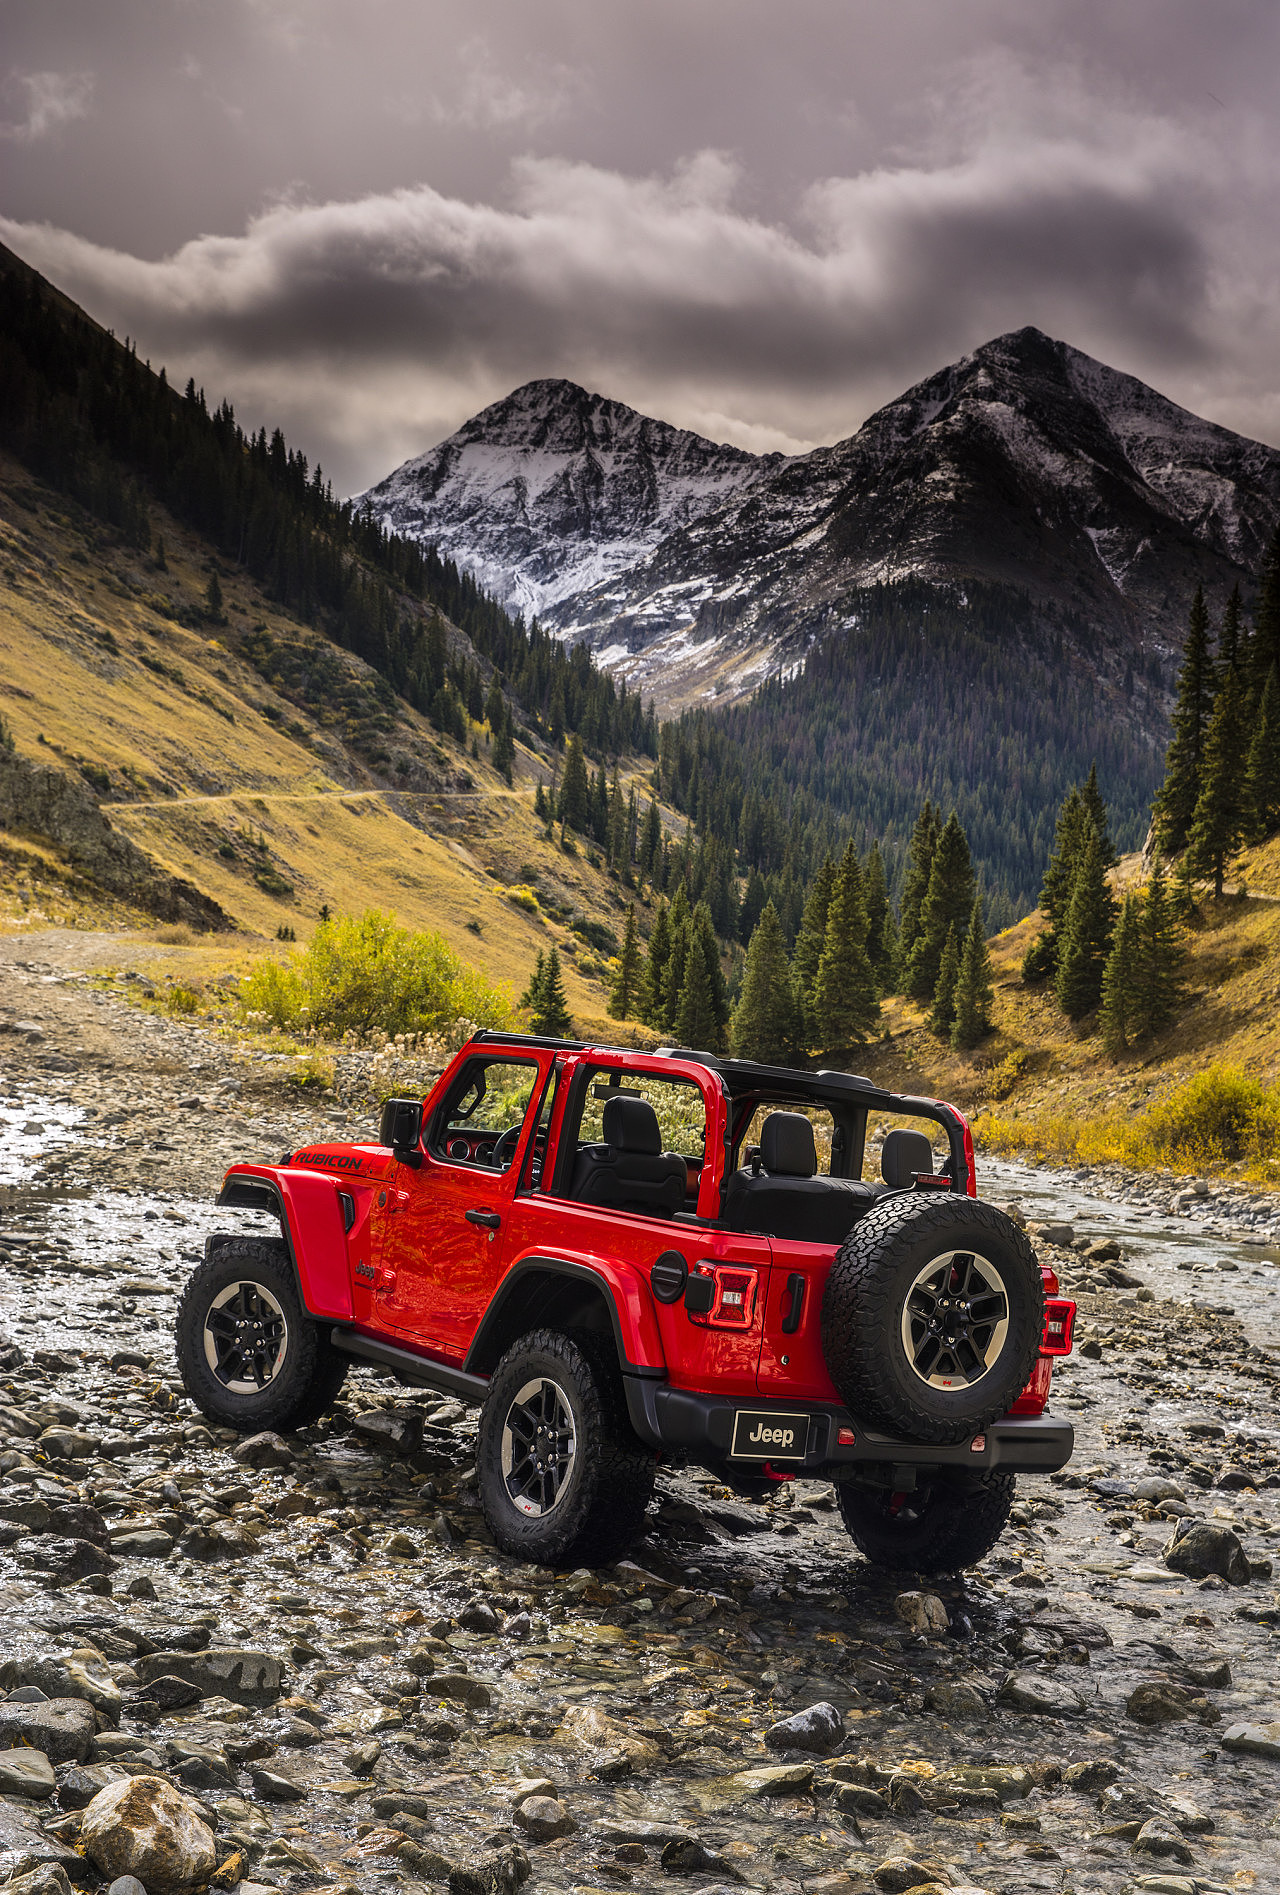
[730,1409,810,1460]
[293,1151,364,1172]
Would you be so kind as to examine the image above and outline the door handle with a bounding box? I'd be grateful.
[466,1209,502,1229]
[781,1272,806,1334]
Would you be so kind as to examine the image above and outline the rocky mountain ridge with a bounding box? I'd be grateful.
[356,378,775,626]
[361,331,1280,712]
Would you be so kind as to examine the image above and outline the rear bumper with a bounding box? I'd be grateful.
[622,1377,1073,1477]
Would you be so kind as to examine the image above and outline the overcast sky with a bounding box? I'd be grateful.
[4,0,1280,492]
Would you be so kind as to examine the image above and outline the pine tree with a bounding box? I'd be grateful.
[558,733,589,836]
[1218,583,1244,681]
[608,905,642,1020]
[639,899,672,1026]
[640,798,662,882]
[153,535,167,572]
[1153,584,1214,853]
[731,902,800,1063]
[951,898,995,1050]
[1243,663,1280,841]
[1132,861,1184,1038]
[533,780,548,822]
[1053,824,1117,1019]
[813,840,880,1055]
[904,811,974,1001]
[1170,849,1198,922]
[929,923,961,1039]
[1186,665,1248,897]
[660,883,692,1029]
[205,570,224,620]
[1023,784,1086,981]
[485,676,505,736]
[531,946,571,1037]
[738,869,769,946]
[792,854,835,1043]
[492,717,515,784]
[519,951,546,1017]
[1079,764,1118,868]
[863,841,894,989]
[674,903,729,1052]
[897,801,940,975]
[1253,522,1280,693]
[1099,891,1141,1056]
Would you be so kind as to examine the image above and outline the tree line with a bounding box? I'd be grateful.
[0,255,654,768]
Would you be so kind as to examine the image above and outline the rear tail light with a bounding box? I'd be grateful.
[1041,1298,1076,1356]
[687,1262,759,1329]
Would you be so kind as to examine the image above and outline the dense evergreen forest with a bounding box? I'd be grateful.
[655,579,1165,925]
[0,246,655,762]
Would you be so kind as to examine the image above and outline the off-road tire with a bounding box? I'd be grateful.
[477,1327,656,1567]
[837,1469,1015,1573]
[175,1236,347,1433]
[821,1194,1043,1444]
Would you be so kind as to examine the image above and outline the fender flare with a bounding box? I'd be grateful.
[464,1256,666,1379]
[216,1165,354,1321]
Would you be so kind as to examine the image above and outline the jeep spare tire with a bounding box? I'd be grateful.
[820,1194,1044,1444]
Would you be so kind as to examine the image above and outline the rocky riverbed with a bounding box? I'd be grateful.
[3,930,1280,1895]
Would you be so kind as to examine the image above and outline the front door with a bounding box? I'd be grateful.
[379,1054,543,1360]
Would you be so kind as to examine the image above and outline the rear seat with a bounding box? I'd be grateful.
[721,1111,878,1243]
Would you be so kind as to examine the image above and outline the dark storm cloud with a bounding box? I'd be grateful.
[2,1,1278,487]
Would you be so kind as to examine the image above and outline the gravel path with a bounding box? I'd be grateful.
[2,929,1280,1895]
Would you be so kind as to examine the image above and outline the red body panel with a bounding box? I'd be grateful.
[221,1038,1071,1426]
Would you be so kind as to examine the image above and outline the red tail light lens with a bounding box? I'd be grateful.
[1041,1298,1076,1356]
[688,1263,759,1329]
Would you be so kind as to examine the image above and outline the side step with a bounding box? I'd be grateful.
[329,1327,488,1405]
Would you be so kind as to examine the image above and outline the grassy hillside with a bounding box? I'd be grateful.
[0,446,665,1029]
[845,840,1280,1182]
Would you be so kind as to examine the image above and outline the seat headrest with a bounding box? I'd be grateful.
[881,1127,936,1189]
[760,1112,817,1178]
[602,1094,662,1155]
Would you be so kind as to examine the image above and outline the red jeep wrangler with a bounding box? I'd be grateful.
[176,1032,1075,1572]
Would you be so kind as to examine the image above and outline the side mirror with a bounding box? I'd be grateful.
[379,1097,424,1165]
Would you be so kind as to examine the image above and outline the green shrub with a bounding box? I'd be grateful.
[504,884,540,914]
[165,983,201,1016]
[239,908,513,1041]
[1140,1065,1280,1168]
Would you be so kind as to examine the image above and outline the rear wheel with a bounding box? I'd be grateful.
[837,1469,1015,1573]
[821,1195,1043,1444]
[175,1236,347,1432]
[477,1328,656,1566]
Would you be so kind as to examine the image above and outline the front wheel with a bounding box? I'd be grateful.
[836,1469,1015,1573]
[477,1329,656,1566]
[175,1236,347,1432]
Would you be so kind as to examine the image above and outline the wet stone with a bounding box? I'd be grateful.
[80,1775,216,1894]
[1133,1817,1195,1864]
[513,1795,576,1842]
[1163,1517,1252,1583]
[0,1696,97,1763]
[893,1589,949,1635]
[996,1670,1085,1716]
[229,1431,295,1470]
[765,1699,845,1754]
[57,1764,132,1810]
[0,1747,56,1798]
[1126,1680,1214,1725]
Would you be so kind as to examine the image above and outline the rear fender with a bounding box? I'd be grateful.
[464,1256,665,1377]
[216,1163,356,1321]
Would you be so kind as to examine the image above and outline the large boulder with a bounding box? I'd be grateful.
[132,1648,283,1706]
[80,1776,216,1894]
[764,1702,845,1755]
[1164,1518,1251,1584]
[0,1696,97,1763]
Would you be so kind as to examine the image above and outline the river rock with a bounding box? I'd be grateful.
[1163,1517,1251,1584]
[133,1648,283,1705]
[765,1700,845,1754]
[513,1795,576,1842]
[557,1704,661,1773]
[0,1696,97,1762]
[871,1858,950,1892]
[1222,1720,1280,1760]
[230,1431,295,1469]
[1133,1817,1194,1863]
[935,1764,1031,1802]
[922,1680,989,1719]
[0,1749,56,1798]
[996,1670,1085,1716]
[80,1775,216,1893]
[1126,1681,1214,1726]
[893,1590,949,1634]
[108,1528,173,1558]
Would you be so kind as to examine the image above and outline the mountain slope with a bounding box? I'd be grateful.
[356,379,775,624]
[554,328,1280,706]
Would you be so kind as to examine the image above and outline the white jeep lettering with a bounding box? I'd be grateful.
[747,1423,796,1448]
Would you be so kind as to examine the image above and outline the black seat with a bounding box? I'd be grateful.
[722,1111,876,1243]
[569,1095,687,1218]
[880,1127,936,1189]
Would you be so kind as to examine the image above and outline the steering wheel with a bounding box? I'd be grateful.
[491,1124,522,1170]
